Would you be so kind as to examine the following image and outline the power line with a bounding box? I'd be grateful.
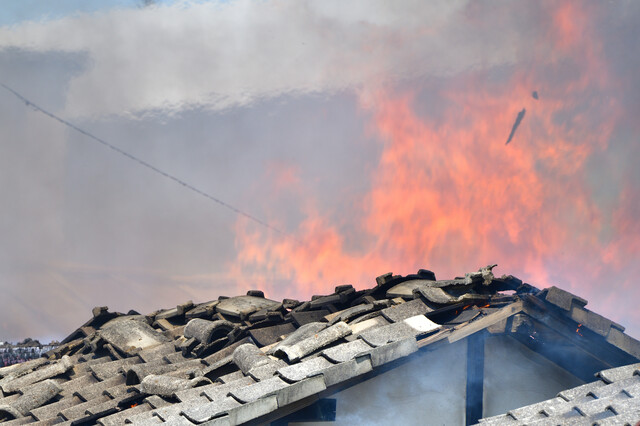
[0,82,291,238]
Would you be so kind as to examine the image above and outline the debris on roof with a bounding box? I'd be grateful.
[0,264,638,424]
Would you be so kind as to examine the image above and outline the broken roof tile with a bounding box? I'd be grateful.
[326,304,375,325]
[249,323,296,347]
[98,320,169,355]
[184,319,236,345]
[275,322,351,362]
[216,296,280,320]
[358,315,439,347]
[381,298,432,323]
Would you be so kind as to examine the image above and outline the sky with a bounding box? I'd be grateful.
[0,0,638,343]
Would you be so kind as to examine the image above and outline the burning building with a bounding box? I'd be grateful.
[0,265,638,425]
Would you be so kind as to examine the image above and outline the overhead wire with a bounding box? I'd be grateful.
[0,82,292,239]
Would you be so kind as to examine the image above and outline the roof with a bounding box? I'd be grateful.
[0,265,638,425]
[478,363,640,425]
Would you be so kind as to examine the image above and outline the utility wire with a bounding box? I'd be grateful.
[0,82,291,238]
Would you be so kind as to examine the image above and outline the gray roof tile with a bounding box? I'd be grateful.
[73,374,125,401]
[221,394,278,425]
[181,396,241,423]
[558,380,607,401]
[589,376,640,399]
[89,357,141,381]
[184,319,236,345]
[597,363,640,384]
[276,357,334,382]
[228,376,288,403]
[137,342,178,363]
[143,395,171,409]
[59,394,111,420]
[386,279,433,298]
[507,397,569,421]
[268,322,326,355]
[124,359,204,384]
[274,322,351,362]
[200,376,256,402]
[326,304,375,325]
[321,339,373,363]
[140,374,211,397]
[58,373,98,398]
[0,380,61,418]
[123,410,164,424]
[215,370,244,384]
[232,343,275,374]
[0,357,72,394]
[29,395,81,421]
[98,320,170,354]
[152,396,210,421]
[359,337,418,368]
[358,315,439,347]
[97,402,152,426]
[290,310,330,327]
[249,323,296,347]
[544,286,587,311]
[216,296,280,319]
[275,375,326,407]
[596,409,640,426]
[380,299,432,323]
[174,382,220,402]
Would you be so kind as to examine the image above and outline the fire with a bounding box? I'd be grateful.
[576,323,583,337]
[130,403,138,408]
[228,1,638,332]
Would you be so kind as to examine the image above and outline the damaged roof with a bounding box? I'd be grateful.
[0,265,639,425]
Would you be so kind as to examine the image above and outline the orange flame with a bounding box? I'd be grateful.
[229,3,638,332]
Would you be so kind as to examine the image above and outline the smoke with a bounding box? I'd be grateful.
[0,1,638,341]
[230,1,640,336]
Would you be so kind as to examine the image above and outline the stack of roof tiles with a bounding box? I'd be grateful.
[0,265,638,425]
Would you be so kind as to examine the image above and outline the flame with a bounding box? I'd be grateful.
[576,323,583,337]
[229,2,638,331]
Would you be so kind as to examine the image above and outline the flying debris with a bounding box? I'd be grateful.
[505,108,526,145]
[532,90,539,100]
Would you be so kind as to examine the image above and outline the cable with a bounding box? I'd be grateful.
[0,82,291,238]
